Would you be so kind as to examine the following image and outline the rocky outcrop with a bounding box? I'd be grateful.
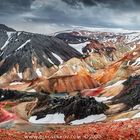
[111,75,140,107]
[0,89,108,123]
[32,94,108,123]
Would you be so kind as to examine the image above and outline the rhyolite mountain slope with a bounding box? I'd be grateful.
[55,30,140,48]
[0,25,82,82]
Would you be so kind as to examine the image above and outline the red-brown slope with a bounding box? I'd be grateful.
[0,118,140,140]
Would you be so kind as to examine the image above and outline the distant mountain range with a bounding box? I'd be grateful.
[54,30,140,46]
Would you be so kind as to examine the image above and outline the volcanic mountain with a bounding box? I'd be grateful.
[0,25,82,83]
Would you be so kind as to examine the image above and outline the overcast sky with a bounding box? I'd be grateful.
[0,0,140,34]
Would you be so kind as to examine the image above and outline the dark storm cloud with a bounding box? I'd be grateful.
[25,0,138,25]
[0,0,140,33]
[62,0,140,12]
[133,0,140,4]
[0,0,35,15]
[62,0,137,6]
[61,0,97,7]
[0,0,139,16]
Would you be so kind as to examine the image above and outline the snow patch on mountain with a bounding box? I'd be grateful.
[52,52,63,64]
[17,73,23,79]
[1,32,13,50]
[29,113,65,124]
[69,41,90,53]
[94,96,113,102]
[36,68,42,77]
[16,39,31,51]
[114,118,129,122]
[106,80,126,89]
[124,32,140,43]
[10,82,24,85]
[48,58,54,65]
[132,112,140,119]
[71,114,106,125]
[131,57,140,66]
[29,113,106,125]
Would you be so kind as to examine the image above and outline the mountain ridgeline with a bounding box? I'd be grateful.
[0,24,16,32]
